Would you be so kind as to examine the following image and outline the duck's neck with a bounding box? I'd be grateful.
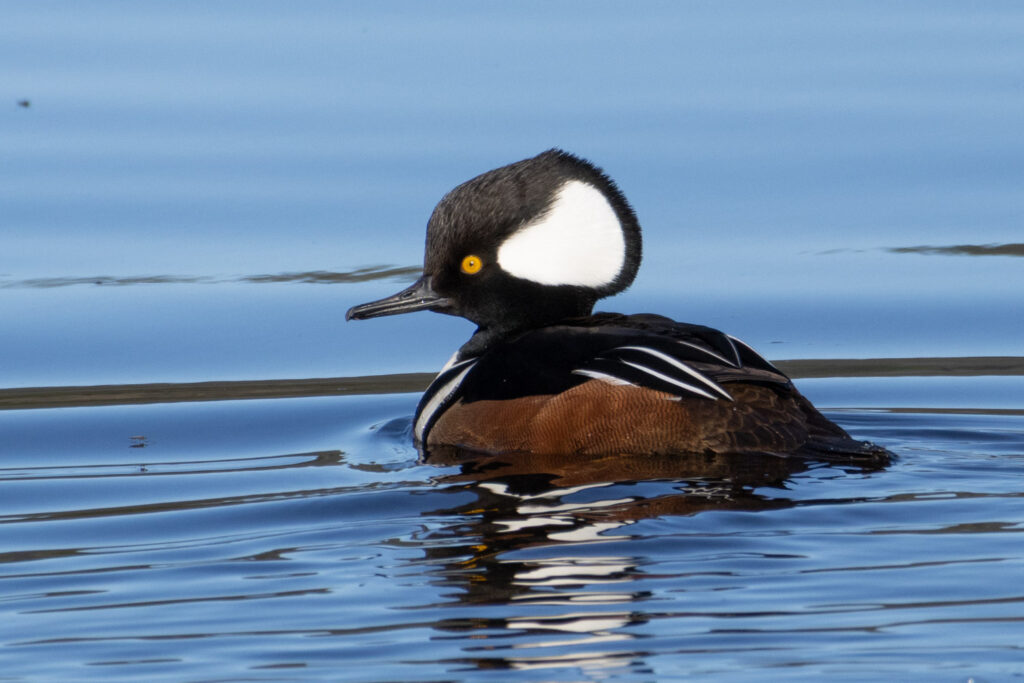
[457,324,523,359]
[455,285,600,359]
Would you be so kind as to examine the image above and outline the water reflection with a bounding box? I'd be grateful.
[888,243,1024,257]
[7,240,1022,292]
[817,242,1024,258]
[0,450,345,528]
[0,265,420,289]
[3,396,1020,679]
[241,267,421,284]
[4,357,1022,409]
[4,275,210,288]
[411,450,855,674]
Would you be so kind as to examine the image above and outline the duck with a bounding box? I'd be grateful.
[347,150,891,466]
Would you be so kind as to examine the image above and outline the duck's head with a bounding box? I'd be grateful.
[346,150,642,349]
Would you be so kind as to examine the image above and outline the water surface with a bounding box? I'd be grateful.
[2,377,1023,681]
[3,2,1023,681]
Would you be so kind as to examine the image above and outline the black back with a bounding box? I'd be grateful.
[413,313,793,444]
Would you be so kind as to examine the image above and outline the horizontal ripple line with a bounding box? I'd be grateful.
[0,374,435,410]
[775,356,1024,379]
[0,357,1021,411]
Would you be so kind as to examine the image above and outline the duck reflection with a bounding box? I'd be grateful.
[423,449,808,602]
[413,448,882,674]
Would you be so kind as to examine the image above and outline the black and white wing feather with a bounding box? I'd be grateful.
[569,318,789,402]
[573,344,735,401]
[413,314,792,444]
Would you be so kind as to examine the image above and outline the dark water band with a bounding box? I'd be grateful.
[1,356,1022,411]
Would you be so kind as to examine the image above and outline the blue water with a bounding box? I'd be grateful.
[5,0,1024,386]
[2,391,1023,681]
[3,2,1024,681]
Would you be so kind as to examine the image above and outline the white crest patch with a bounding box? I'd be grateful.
[496,180,625,287]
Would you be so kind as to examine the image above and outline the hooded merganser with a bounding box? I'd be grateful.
[347,150,891,465]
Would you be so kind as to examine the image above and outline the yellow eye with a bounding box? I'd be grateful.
[460,254,483,275]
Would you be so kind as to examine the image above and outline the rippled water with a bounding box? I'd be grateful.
[4,2,1024,681]
[2,379,1023,681]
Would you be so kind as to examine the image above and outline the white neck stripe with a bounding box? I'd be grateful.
[414,363,474,443]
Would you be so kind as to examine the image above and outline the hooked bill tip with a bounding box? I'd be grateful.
[345,276,450,321]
